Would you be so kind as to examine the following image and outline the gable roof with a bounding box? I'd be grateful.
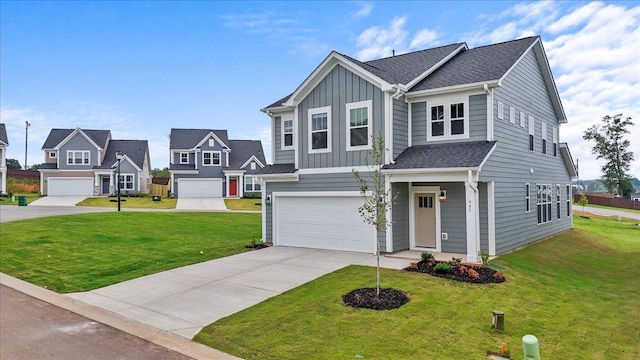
[382,141,496,170]
[227,140,266,170]
[169,128,229,150]
[94,140,148,170]
[42,128,110,150]
[0,123,8,145]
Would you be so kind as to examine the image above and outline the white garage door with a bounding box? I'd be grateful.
[48,178,93,196]
[178,179,222,198]
[275,195,376,253]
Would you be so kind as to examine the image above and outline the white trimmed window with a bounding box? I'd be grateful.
[180,152,189,164]
[49,151,57,158]
[566,184,571,216]
[553,127,558,157]
[525,183,530,213]
[308,106,331,154]
[428,97,468,141]
[282,119,294,149]
[556,184,561,219]
[520,111,526,128]
[67,150,90,165]
[203,151,221,166]
[509,107,515,124]
[537,184,552,224]
[497,101,504,120]
[346,100,372,151]
[528,116,535,151]
[118,174,135,191]
[244,176,261,192]
[542,122,547,155]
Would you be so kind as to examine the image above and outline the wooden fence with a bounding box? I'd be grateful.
[573,193,640,210]
[7,169,40,180]
[150,183,170,197]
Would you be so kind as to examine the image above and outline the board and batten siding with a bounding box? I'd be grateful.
[273,116,295,164]
[264,172,387,251]
[481,48,572,254]
[59,134,100,170]
[392,97,409,158]
[298,64,385,169]
[392,183,410,251]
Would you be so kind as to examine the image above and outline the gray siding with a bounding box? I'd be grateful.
[411,101,427,145]
[298,65,385,169]
[117,161,140,192]
[438,183,467,253]
[391,183,410,251]
[274,116,295,164]
[392,97,409,158]
[172,151,195,165]
[59,134,100,170]
[482,49,572,254]
[479,182,488,252]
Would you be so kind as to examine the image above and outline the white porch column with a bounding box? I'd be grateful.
[225,174,230,198]
[1,169,7,194]
[239,175,244,197]
[465,175,480,263]
[488,181,496,256]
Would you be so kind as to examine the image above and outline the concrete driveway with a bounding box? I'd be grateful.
[67,247,409,339]
[176,197,227,211]
[29,196,89,207]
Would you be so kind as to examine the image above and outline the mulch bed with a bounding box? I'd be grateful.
[342,288,410,310]
[405,260,506,283]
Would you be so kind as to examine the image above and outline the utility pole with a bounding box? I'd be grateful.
[24,121,31,170]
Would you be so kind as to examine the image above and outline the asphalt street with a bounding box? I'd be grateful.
[0,205,110,223]
[0,284,194,360]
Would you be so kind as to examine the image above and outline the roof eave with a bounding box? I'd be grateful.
[381,166,479,175]
[559,143,578,178]
[406,80,500,99]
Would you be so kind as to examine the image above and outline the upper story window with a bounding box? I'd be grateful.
[346,100,372,151]
[180,152,189,164]
[282,119,294,149]
[203,151,221,166]
[528,116,535,152]
[308,106,331,154]
[49,151,57,158]
[541,122,547,155]
[509,107,515,124]
[552,127,558,157]
[67,150,90,165]
[427,97,468,141]
[497,101,504,120]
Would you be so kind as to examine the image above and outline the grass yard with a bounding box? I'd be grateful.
[574,202,640,214]
[0,193,42,205]
[0,212,260,293]
[224,198,262,211]
[76,196,177,209]
[194,216,640,359]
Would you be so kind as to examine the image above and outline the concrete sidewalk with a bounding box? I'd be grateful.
[176,198,228,211]
[67,247,410,339]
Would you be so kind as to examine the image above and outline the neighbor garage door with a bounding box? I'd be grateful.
[275,195,376,253]
[48,178,93,196]
[177,179,223,197]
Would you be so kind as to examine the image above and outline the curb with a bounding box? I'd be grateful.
[0,273,242,360]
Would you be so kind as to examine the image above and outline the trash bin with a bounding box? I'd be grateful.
[18,195,28,206]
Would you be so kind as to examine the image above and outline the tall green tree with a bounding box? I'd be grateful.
[6,158,21,170]
[151,167,170,177]
[583,114,635,198]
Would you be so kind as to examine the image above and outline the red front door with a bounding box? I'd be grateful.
[229,177,238,196]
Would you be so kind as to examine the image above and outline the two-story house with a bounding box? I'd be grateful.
[38,128,152,196]
[258,36,577,262]
[0,123,8,194]
[168,128,266,198]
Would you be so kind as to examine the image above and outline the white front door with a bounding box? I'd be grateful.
[414,193,437,248]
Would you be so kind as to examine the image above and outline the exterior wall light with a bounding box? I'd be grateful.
[439,190,447,202]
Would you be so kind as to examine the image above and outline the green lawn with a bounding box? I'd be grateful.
[574,202,640,214]
[0,212,260,293]
[224,198,262,211]
[0,193,42,205]
[77,196,177,209]
[194,216,640,359]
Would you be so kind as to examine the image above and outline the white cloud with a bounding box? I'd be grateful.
[546,1,604,33]
[354,2,373,18]
[410,29,438,49]
[356,17,440,61]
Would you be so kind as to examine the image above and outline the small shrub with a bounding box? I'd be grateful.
[467,268,480,280]
[434,262,450,273]
[421,252,434,262]
[458,265,467,274]
[409,262,418,269]
[493,271,505,280]
[449,257,462,266]
[480,251,490,265]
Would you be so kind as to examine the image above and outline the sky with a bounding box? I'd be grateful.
[1,1,638,181]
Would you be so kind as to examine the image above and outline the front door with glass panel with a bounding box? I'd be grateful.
[414,193,436,248]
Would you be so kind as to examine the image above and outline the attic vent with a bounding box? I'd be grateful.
[392,50,395,56]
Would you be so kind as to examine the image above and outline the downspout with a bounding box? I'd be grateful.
[468,169,480,258]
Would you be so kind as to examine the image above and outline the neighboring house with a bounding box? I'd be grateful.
[631,193,640,202]
[168,128,266,198]
[38,128,152,196]
[0,123,8,194]
[258,36,577,262]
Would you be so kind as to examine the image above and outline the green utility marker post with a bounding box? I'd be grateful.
[522,334,540,360]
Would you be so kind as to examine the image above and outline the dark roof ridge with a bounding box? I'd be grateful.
[364,41,466,63]
[468,35,538,50]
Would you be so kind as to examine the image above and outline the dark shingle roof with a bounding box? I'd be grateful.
[409,37,538,91]
[42,129,110,149]
[169,164,196,171]
[256,163,297,175]
[94,140,148,169]
[383,141,496,170]
[38,163,57,169]
[0,123,8,145]
[169,128,229,149]
[264,94,293,109]
[228,140,266,170]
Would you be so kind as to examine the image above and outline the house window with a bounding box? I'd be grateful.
[497,101,504,120]
[308,106,331,153]
[49,152,57,158]
[118,174,134,191]
[525,183,530,213]
[542,122,547,155]
[67,151,90,165]
[566,184,571,216]
[245,176,261,192]
[520,111,526,128]
[346,100,372,150]
[428,98,468,140]
[553,127,558,157]
[203,151,221,166]
[528,116,535,151]
[282,119,294,149]
[556,184,561,219]
[180,152,189,164]
[537,184,552,224]
[509,107,515,124]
